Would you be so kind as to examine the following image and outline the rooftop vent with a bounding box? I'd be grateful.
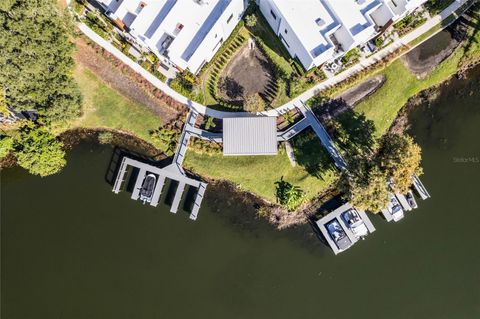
[316,18,326,27]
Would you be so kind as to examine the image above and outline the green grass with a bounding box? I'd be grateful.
[184,131,337,203]
[356,39,468,136]
[70,67,164,147]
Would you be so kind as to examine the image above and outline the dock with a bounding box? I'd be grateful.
[395,193,412,212]
[112,156,207,220]
[316,203,375,255]
[412,175,430,200]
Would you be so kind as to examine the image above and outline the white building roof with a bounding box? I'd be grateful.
[223,117,278,156]
[104,0,239,72]
[266,0,428,68]
[272,0,338,59]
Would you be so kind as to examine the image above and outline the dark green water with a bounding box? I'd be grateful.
[2,67,480,318]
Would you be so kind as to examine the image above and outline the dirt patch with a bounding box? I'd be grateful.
[337,74,386,106]
[218,41,277,104]
[74,37,185,123]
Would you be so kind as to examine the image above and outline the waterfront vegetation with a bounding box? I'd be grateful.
[0,0,80,176]
[3,0,480,211]
[339,133,423,212]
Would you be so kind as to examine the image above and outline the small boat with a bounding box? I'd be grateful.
[326,219,352,252]
[139,173,156,204]
[341,208,368,238]
[387,193,404,221]
[406,190,418,209]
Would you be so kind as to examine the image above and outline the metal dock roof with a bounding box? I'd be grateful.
[223,117,278,156]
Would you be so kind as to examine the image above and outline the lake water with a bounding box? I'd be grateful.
[2,66,480,318]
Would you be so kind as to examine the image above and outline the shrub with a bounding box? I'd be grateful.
[245,14,257,27]
[275,178,305,211]
[98,131,114,144]
[0,135,14,159]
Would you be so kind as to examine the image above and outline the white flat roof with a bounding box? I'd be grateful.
[110,0,234,70]
[223,117,278,156]
[273,0,338,56]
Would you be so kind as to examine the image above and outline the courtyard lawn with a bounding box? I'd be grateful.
[70,66,163,147]
[184,131,338,203]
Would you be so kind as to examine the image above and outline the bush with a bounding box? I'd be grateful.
[0,135,14,159]
[341,48,361,64]
[275,178,305,211]
[245,14,257,27]
[98,131,113,144]
[71,0,86,15]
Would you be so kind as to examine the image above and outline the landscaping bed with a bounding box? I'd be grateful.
[217,41,278,106]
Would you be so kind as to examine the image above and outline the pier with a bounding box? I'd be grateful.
[316,203,375,255]
[112,156,207,220]
[412,175,431,200]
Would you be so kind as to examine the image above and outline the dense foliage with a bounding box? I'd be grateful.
[0,0,81,126]
[13,124,66,177]
[340,133,422,212]
[377,133,423,194]
[0,135,14,159]
[275,178,305,211]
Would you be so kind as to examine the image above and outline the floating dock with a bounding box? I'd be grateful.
[316,203,375,255]
[112,156,207,220]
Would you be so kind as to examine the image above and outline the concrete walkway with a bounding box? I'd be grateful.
[76,0,470,119]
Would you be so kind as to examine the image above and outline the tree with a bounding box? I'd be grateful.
[0,135,14,159]
[377,133,423,194]
[13,124,66,177]
[340,164,389,213]
[244,93,266,113]
[0,0,81,126]
[275,177,305,211]
[245,14,257,27]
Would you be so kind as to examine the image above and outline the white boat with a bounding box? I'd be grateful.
[341,208,369,238]
[387,193,404,222]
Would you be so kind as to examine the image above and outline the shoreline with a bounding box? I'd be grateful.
[2,61,478,229]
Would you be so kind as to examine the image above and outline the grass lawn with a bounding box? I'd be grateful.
[184,130,337,203]
[69,66,164,147]
[355,45,466,136]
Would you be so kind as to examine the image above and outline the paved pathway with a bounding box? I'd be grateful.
[76,0,470,119]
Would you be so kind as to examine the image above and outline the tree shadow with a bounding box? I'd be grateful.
[291,128,336,179]
[329,109,377,158]
[218,76,244,100]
